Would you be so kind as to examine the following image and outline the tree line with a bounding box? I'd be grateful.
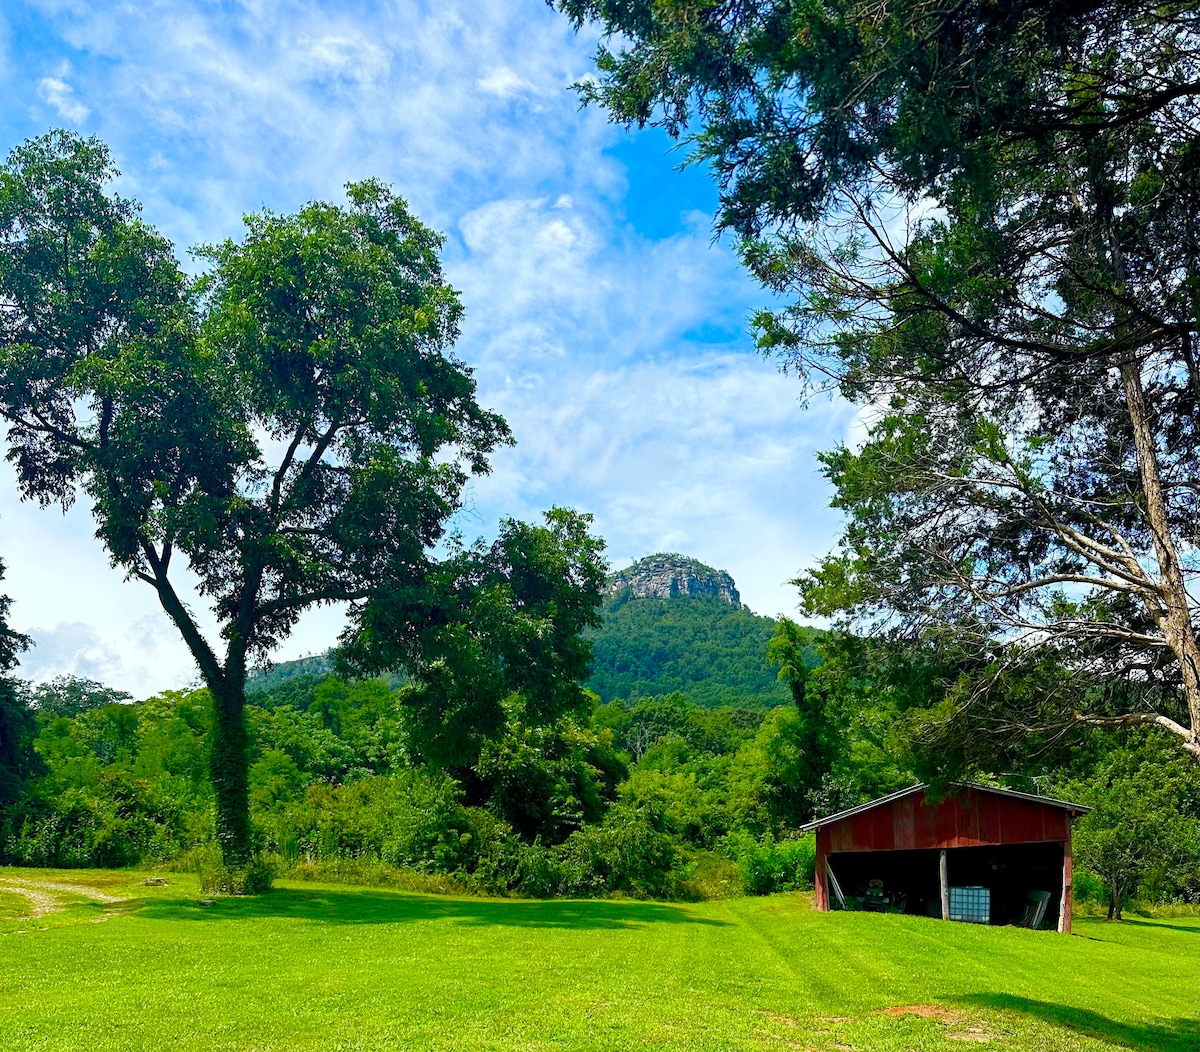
[1,625,1196,913]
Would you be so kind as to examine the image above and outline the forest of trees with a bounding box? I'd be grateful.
[587,594,810,707]
[1,615,1197,913]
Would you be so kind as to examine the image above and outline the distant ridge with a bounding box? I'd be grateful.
[247,652,334,690]
[607,553,741,608]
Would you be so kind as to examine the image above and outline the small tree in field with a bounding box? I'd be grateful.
[1061,734,1200,918]
[0,131,509,865]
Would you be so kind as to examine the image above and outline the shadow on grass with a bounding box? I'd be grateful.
[139,887,729,931]
[1118,917,1200,935]
[958,994,1200,1052]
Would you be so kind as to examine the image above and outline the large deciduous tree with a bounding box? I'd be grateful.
[339,506,612,843]
[0,131,510,863]
[556,0,1200,765]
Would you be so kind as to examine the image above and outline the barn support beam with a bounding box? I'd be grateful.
[1058,836,1073,934]
[939,849,949,921]
[815,829,828,911]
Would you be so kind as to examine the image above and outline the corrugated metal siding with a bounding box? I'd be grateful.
[827,787,1070,852]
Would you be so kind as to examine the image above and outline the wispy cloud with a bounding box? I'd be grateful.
[19,618,185,694]
[37,71,88,123]
[476,65,536,99]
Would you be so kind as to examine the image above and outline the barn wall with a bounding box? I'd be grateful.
[825,788,1071,853]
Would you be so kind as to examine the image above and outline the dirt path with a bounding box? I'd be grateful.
[3,878,125,903]
[0,880,61,918]
[0,876,130,918]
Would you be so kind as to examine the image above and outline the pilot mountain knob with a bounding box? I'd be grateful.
[606,554,741,608]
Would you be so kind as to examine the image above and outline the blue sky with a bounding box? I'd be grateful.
[0,0,857,696]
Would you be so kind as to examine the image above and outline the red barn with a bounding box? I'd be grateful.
[801,783,1090,933]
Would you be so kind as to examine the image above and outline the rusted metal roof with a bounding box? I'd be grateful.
[799,781,1090,834]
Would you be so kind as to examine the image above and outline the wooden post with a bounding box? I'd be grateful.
[814,828,828,911]
[1058,835,1073,934]
[939,849,949,921]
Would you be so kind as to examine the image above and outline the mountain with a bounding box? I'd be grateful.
[247,652,335,690]
[587,553,815,708]
[249,554,815,709]
[606,553,741,606]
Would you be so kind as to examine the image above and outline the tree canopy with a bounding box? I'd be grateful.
[28,676,133,718]
[555,0,1200,766]
[0,131,511,861]
[341,507,609,776]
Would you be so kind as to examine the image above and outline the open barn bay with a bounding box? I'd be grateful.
[0,869,1194,1052]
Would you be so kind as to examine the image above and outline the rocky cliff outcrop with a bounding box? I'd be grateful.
[606,553,741,607]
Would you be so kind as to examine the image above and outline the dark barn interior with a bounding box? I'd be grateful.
[825,842,1065,926]
[803,783,1088,932]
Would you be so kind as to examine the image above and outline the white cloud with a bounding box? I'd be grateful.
[464,355,854,618]
[476,65,535,99]
[37,73,89,123]
[18,619,179,694]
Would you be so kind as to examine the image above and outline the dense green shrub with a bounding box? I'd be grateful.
[615,764,753,850]
[723,832,816,895]
[4,776,193,868]
[261,769,477,872]
[196,846,274,895]
[1071,867,1106,904]
[556,802,684,898]
[475,718,619,843]
[679,850,743,900]
[466,801,686,899]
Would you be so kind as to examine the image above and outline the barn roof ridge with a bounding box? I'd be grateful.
[799,781,1090,832]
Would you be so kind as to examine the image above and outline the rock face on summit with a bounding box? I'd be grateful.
[607,553,741,607]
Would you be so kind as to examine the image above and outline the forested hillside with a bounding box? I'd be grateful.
[586,595,807,707]
[248,655,335,691]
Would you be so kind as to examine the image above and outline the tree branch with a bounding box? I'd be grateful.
[138,539,224,691]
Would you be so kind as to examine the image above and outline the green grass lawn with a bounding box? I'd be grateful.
[0,868,1194,1052]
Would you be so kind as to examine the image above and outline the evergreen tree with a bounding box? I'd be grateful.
[556,0,1200,765]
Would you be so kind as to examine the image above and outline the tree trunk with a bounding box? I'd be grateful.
[210,678,252,866]
[142,546,258,867]
[1119,358,1200,762]
[1107,877,1125,922]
